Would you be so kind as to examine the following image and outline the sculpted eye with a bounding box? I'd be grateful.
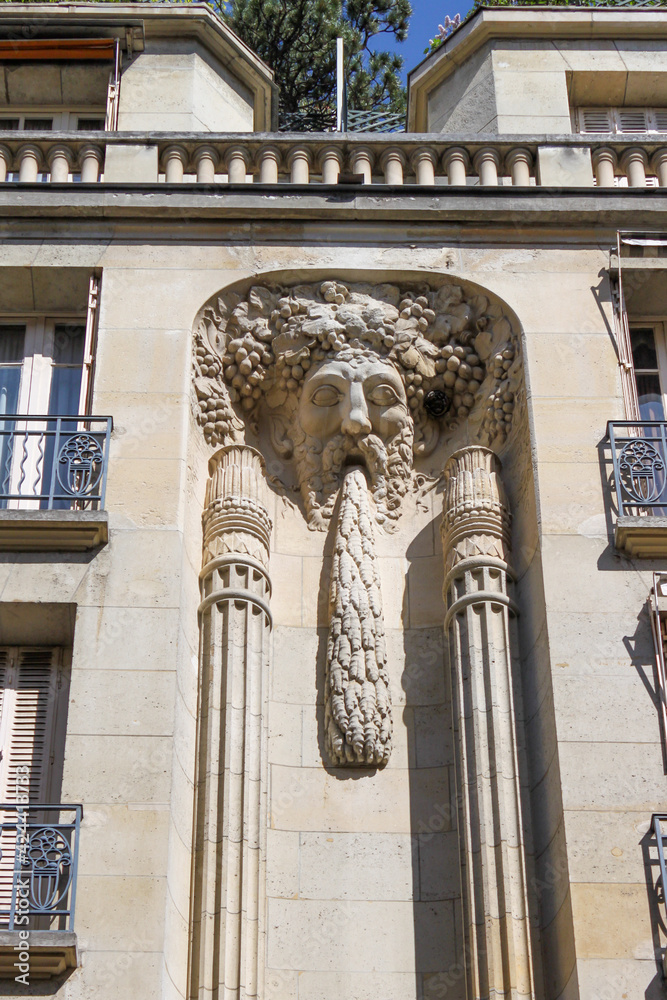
[368,384,400,406]
[310,384,342,407]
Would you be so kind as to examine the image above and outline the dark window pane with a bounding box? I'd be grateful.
[48,367,82,417]
[631,327,659,370]
[0,367,21,415]
[0,119,19,131]
[23,119,53,130]
[76,118,104,131]
[52,325,84,365]
[636,372,665,420]
[0,326,25,364]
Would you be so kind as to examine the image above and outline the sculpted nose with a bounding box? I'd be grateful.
[341,384,372,436]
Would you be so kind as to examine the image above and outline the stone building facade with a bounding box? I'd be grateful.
[0,3,665,999]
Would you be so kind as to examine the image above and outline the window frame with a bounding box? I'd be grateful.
[629,319,667,420]
[0,109,106,132]
[0,315,87,418]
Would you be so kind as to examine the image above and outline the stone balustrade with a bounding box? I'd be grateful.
[2,131,667,188]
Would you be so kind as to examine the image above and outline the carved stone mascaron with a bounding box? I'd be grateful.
[192,279,521,528]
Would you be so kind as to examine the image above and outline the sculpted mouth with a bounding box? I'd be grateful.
[342,452,370,483]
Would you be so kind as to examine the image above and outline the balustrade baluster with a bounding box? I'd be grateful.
[287,146,311,184]
[506,147,532,186]
[18,144,41,182]
[319,145,343,184]
[592,147,617,187]
[411,147,437,186]
[0,144,11,183]
[48,145,74,183]
[651,148,667,188]
[620,147,649,187]
[162,145,187,183]
[379,147,405,185]
[350,145,373,184]
[194,145,219,184]
[258,145,280,183]
[80,144,103,183]
[443,147,469,186]
[473,147,501,186]
[226,145,250,184]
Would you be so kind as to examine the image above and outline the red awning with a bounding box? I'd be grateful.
[0,38,116,61]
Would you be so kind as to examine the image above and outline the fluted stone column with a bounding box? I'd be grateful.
[441,447,535,1000]
[191,445,272,1000]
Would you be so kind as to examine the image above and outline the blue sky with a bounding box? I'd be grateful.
[370,1,467,82]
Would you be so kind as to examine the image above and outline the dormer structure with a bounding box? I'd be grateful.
[0,2,277,133]
[408,6,667,135]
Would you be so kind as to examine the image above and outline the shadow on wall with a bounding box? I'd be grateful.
[403,517,466,1000]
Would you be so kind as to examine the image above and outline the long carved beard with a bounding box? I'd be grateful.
[325,467,392,766]
[294,425,413,528]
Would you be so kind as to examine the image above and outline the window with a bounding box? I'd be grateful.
[0,318,90,508]
[630,326,667,421]
[0,646,69,927]
[576,107,667,134]
[0,111,105,131]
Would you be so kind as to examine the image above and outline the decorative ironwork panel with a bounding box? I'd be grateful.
[0,804,82,931]
[608,421,667,514]
[0,416,112,511]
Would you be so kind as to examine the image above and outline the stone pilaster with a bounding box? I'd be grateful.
[190,446,272,1000]
[441,446,535,1000]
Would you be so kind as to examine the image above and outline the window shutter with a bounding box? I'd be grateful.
[0,646,62,802]
[0,648,63,925]
[617,109,650,133]
[579,108,613,133]
[655,110,667,132]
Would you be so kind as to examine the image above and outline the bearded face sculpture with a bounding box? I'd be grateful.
[291,352,413,527]
[192,278,519,530]
[192,277,521,767]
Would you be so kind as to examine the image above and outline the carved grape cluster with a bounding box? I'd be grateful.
[192,279,521,450]
[482,344,516,441]
[431,344,484,419]
[221,333,274,413]
[193,342,239,445]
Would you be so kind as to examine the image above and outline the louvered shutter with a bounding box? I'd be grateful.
[579,108,614,133]
[0,648,62,927]
[617,109,650,133]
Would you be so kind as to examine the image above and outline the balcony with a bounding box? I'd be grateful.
[0,415,111,551]
[2,131,667,189]
[608,420,667,556]
[0,804,82,979]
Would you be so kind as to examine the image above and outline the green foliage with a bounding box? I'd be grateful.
[423,0,667,56]
[220,0,411,115]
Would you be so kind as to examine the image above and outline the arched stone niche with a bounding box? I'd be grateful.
[186,270,556,1000]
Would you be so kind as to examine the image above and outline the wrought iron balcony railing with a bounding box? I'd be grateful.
[0,416,112,511]
[0,804,82,932]
[608,420,667,515]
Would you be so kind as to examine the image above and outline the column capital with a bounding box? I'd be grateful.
[47,143,75,168]
[441,446,511,574]
[203,445,272,569]
[442,146,470,170]
[505,146,532,169]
